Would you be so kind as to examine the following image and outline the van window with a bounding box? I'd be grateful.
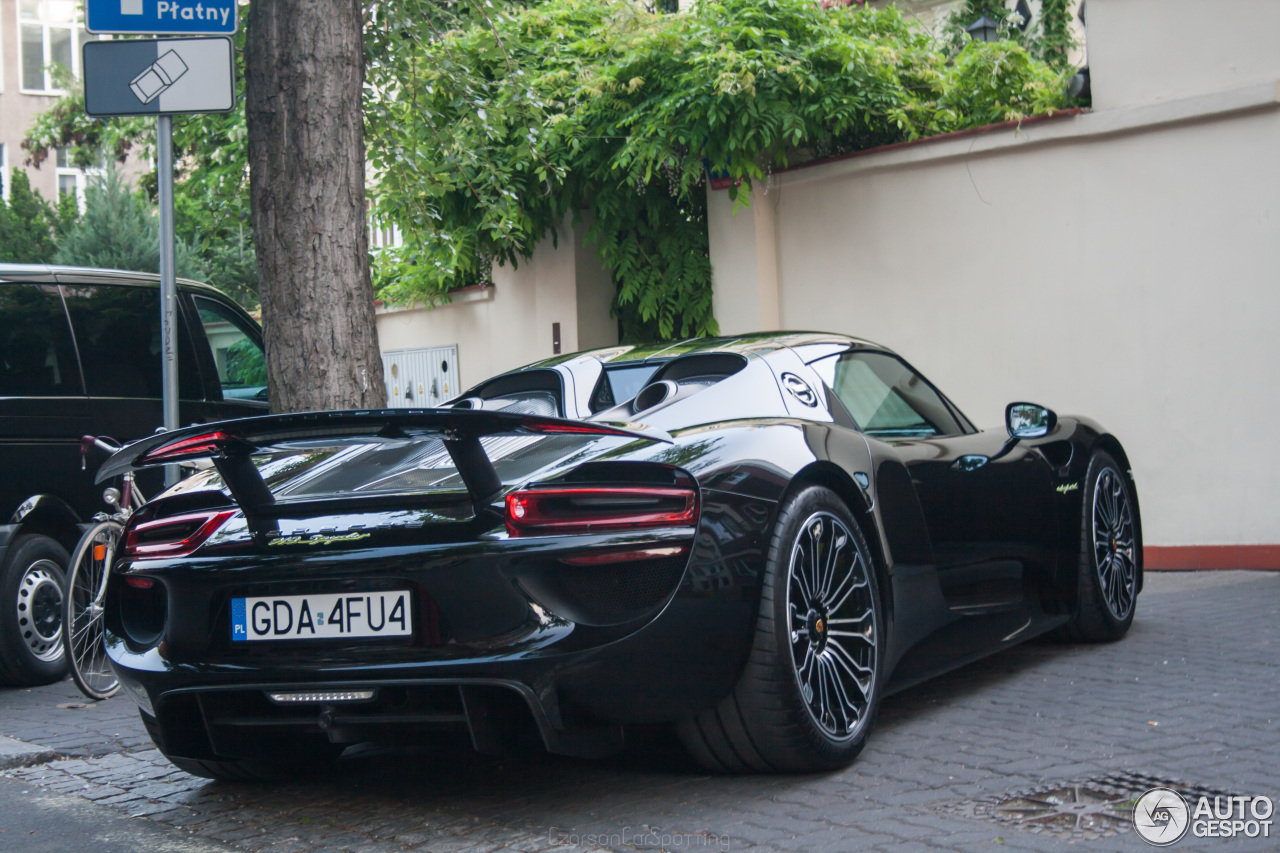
[192,296,267,401]
[61,285,203,399]
[0,284,82,397]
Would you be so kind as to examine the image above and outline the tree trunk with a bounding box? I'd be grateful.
[245,0,386,412]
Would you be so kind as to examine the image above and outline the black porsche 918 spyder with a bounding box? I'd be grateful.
[97,332,1141,779]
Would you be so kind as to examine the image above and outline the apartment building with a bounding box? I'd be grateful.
[0,0,101,205]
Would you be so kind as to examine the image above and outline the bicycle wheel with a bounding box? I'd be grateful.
[64,520,122,700]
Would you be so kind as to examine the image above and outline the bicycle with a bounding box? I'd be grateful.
[63,436,147,701]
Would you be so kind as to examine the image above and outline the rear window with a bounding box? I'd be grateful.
[225,433,602,504]
[607,365,659,402]
[0,284,82,397]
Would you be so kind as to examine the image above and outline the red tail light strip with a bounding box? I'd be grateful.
[136,430,235,465]
[505,486,698,536]
[123,510,235,559]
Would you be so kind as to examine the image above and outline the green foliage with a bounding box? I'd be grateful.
[54,166,205,279]
[366,0,1072,341]
[944,0,1079,72]
[1037,0,1078,72]
[0,170,62,263]
[942,0,1031,54]
[225,337,268,387]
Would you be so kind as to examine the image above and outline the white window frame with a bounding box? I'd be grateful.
[0,144,9,204]
[55,147,102,212]
[368,204,404,251]
[17,0,91,95]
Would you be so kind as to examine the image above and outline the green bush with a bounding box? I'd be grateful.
[367,0,1072,341]
[54,166,206,279]
[0,170,60,264]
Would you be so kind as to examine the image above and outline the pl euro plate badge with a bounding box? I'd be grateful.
[231,592,411,641]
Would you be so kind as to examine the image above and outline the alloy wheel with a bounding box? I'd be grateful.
[1092,468,1136,620]
[786,511,878,742]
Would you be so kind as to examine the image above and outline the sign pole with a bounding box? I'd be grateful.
[157,113,179,486]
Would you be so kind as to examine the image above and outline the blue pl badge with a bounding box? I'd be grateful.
[86,0,238,35]
[230,598,247,641]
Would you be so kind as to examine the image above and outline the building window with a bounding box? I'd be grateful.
[0,144,9,203]
[368,205,404,250]
[55,147,101,211]
[18,0,95,93]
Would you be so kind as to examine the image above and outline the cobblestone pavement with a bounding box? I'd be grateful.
[2,570,1277,853]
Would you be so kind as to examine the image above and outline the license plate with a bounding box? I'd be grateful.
[231,591,412,642]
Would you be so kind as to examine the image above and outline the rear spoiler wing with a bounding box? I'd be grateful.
[97,409,671,518]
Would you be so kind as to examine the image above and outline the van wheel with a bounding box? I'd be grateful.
[0,535,70,686]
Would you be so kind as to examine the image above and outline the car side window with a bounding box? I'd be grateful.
[192,296,268,402]
[61,284,203,399]
[0,284,83,397]
[816,351,963,438]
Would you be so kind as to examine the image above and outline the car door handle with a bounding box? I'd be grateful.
[952,455,989,472]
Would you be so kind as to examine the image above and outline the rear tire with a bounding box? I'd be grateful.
[1058,450,1139,642]
[0,535,69,686]
[677,485,883,773]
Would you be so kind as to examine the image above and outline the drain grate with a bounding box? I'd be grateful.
[941,771,1238,841]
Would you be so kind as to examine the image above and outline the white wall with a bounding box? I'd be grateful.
[1088,0,1280,111]
[707,0,1280,548]
[375,217,618,393]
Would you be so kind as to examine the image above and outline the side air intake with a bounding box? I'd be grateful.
[631,380,679,414]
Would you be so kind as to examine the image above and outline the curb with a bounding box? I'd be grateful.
[0,734,59,770]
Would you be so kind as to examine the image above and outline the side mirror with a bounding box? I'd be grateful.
[1006,402,1057,440]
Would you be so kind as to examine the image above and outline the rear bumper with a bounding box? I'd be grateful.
[109,590,759,760]
[105,488,775,759]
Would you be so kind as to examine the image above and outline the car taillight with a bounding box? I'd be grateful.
[505,485,698,536]
[136,430,234,464]
[122,510,235,559]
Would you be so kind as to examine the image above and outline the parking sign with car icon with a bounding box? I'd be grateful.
[129,50,189,104]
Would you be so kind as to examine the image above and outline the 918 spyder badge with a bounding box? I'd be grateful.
[1056,482,1080,494]
[267,531,372,547]
[231,591,411,641]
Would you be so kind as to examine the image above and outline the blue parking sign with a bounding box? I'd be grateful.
[86,0,237,35]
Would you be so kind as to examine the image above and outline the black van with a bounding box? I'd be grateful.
[0,265,268,686]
